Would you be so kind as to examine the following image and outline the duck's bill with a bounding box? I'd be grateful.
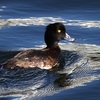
[64,33,76,42]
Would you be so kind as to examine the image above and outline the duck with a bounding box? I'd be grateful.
[0,22,76,70]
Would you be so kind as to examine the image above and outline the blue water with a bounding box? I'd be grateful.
[0,0,100,100]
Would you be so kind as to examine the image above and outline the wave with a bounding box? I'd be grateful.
[1,43,100,99]
[0,17,100,29]
[0,43,100,99]
[0,6,6,12]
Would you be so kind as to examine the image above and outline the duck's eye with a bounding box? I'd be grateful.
[58,30,61,33]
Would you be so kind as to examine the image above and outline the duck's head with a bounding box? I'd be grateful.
[44,22,76,48]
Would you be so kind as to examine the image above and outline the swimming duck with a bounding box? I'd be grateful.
[1,22,76,69]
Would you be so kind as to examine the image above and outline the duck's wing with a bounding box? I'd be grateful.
[1,49,41,69]
[14,49,37,59]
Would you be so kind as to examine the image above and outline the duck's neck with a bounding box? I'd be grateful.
[46,41,59,48]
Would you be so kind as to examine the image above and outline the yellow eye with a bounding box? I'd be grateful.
[58,30,61,33]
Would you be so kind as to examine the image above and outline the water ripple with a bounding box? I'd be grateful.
[0,17,100,29]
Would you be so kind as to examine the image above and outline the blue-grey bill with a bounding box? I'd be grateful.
[65,33,76,42]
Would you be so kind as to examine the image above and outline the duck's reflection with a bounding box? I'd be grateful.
[51,50,81,88]
[54,73,71,87]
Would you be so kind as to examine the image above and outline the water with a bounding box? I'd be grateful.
[0,0,100,100]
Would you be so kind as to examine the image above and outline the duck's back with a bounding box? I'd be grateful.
[2,47,61,69]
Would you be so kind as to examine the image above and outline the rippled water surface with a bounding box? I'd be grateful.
[0,0,100,100]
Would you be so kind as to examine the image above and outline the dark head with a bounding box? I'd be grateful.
[44,22,76,48]
[44,23,67,48]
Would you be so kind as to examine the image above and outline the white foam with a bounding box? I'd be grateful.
[0,17,100,29]
[7,17,65,26]
[1,6,6,8]
[0,9,3,11]
[66,20,100,28]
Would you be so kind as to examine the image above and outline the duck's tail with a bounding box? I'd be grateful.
[0,59,17,69]
[0,62,5,69]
